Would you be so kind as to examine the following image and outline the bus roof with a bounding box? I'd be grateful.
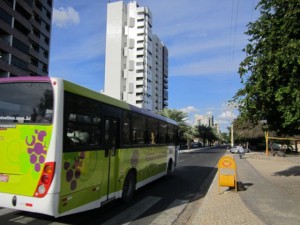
[60,78,177,126]
[0,76,177,126]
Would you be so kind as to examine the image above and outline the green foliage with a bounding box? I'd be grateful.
[157,108,187,126]
[234,0,300,135]
[233,116,265,140]
[195,125,218,146]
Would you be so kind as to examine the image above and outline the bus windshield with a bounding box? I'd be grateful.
[0,82,53,124]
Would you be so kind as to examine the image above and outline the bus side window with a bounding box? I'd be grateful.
[148,118,158,145]
[132,113,146,145]
[122,111,131,146]
[64,92,102,151]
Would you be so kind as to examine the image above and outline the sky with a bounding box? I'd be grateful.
[49,0,260,132]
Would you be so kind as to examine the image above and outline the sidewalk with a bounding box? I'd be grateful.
[191,152,300,225]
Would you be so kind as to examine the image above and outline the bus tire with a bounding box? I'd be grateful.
[122,171,136,203]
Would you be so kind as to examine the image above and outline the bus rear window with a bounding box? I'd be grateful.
[0,82,53,124]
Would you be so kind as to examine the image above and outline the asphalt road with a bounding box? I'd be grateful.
[0,147,226,225]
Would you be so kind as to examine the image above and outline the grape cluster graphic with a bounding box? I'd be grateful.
[26,130,47,172]
[64,152,85,191]
[131,150,139,167]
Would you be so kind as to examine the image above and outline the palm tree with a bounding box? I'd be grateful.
[158,108,187,125]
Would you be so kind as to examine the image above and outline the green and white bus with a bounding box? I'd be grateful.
[0,77,178,217]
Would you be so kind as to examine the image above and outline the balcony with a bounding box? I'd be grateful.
[135,94,144,101]
[135,86,144,93]
[135,62,144,71]
[136,48,144,55]
[135,78,144,86]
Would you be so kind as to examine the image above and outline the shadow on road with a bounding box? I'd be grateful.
[274,166,300,176]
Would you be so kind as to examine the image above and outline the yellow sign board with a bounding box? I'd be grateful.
[218,156,237,193]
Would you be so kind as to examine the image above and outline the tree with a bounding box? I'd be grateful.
[233,116,265,140]
[220,132,230,144]
[196,125,218,146]
[234,0,300,135]
[157,108,187,126]
[183,125,197,148]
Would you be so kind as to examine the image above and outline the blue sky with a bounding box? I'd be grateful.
[50,0,259,132]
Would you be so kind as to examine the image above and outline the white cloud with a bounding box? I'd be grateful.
[219,110,237,120]
[180,106,199,114]
[53,7,80,28]
[206,111,213,115]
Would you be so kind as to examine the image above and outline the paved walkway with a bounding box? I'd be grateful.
[191,152,300,225]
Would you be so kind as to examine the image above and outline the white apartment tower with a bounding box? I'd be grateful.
[104,0,168,111]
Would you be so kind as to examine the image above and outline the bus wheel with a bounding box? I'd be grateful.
[122,171,136,203]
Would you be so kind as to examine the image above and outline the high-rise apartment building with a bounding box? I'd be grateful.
[195,114,214,127]
[104,0,168,111]
[0,0,53,77]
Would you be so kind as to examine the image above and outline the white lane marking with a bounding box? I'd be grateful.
[0,208,17,216]
[9,216,35,224]
[103,196,161,225]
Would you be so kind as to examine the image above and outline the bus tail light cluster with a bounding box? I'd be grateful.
[34,162,55,198]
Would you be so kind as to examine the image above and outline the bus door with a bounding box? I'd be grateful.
[104,117,119,200]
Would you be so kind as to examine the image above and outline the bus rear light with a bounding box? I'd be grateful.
[37,184,46,195]
[41,175,50,184]
[44,165,53,174]
[34,162,55,198]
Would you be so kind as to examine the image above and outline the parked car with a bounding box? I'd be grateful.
[270,143,282,151]
[190,142,202,148]
[269,143,287,156]
[229,146,250,153]
[179,143,188,150]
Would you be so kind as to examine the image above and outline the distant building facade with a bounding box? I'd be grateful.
[0,0,53,77]
[195,114,214,127]
[195,114,220,134]
[104,0,168,111]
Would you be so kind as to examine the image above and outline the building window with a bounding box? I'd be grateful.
[12,37,29,54]
[11,55,28,71]
[25,0,33,7]
[0,7,12,25]
[15,3,31,20]
[42,63,48,73]
[31,41,39,52]
[35,1,42,11]
[14,20,30,36]
[33,28,41,38]
[30,57,38,67]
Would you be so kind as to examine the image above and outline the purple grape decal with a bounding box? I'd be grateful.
[63,152,85,191]
[30,154,37,164]
[25,129,48,172]
[66,169,73,182]
[131,150,139,167]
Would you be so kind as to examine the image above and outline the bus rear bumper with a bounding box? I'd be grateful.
[0,192,59,217]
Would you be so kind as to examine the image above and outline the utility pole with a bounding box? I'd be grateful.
[231,123,234,147]
[226,102,237,147]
